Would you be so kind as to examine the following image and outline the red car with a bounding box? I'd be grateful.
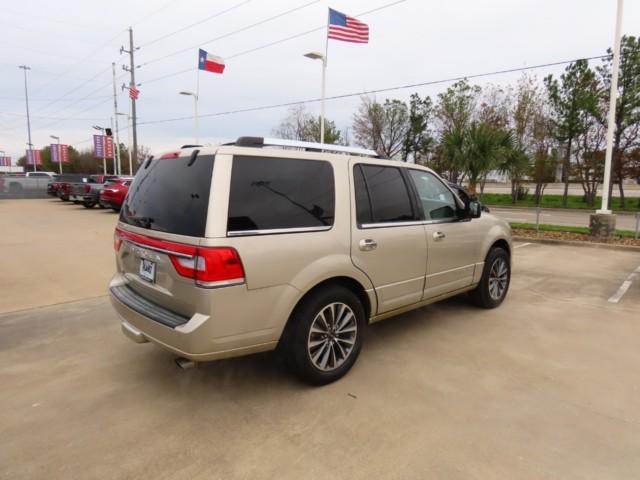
[99,179,132,211]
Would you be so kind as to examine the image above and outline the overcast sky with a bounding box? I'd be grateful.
[1,0,638,162]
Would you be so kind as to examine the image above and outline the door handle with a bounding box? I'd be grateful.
[359,239,377,251]
[433,231,446,241]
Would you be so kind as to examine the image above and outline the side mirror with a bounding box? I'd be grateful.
[468,199,482,219]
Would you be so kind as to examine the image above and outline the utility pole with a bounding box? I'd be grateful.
[18,65,34,171]
[121,27,138,169]
[112,62,122,175]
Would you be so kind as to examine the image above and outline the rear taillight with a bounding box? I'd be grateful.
[114,228,244,288]
[114,230,123,252]
[84,184,91,193]
[170,247,245,287]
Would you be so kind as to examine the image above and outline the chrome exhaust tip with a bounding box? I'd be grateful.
[175,357,197,370]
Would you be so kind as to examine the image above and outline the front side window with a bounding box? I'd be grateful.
[408,170,458,221]
[227,156,335,232]
[354,164,416,224]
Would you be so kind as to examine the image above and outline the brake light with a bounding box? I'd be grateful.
[114,228,244,288]
[169,247,244,287]
[114,230,123,252]
[159,151,180,159]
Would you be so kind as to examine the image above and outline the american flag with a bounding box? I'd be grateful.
[328,8,369,44]
[129,85,140,100]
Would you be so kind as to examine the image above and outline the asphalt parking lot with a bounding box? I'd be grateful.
[1,199,640,479]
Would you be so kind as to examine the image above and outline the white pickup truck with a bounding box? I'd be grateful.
[0,171,55,195]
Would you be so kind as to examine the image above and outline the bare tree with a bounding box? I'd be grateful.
[353,96,409,158]
[273,105,343,144]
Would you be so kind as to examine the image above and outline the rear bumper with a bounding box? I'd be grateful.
[108,273,288,361]
[100,197,120,209]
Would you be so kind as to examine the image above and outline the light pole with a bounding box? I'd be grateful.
[179,91,199,145]
[92,125,106,174]
[116,112,132,175]
[592,0,624,238]
[304,51,326,145]
[18,65,34,171]
[49,135,61,174]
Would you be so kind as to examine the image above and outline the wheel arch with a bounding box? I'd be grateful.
[278,275,373,350]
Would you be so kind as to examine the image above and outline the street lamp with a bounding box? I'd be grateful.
[304,51,327,145]
[179,91,199,145]
[92,125,107,174]
[50,135,61,174]
[116,112,133,175]
[19,65,34,171]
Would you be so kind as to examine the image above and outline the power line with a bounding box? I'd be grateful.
[131,0,182,27]
[139,0,408,86]
[0,111,109,121]
[229,0,407,60]
[137,54,612,127]
[140,0,253,48]
[142,0,321,66]
[32,97,114,133]
[29,29,127,97]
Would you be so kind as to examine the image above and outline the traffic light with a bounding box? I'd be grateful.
[105,128,113,137]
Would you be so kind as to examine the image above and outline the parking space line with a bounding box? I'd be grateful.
[514,243,532,249]
[608,266,640,304]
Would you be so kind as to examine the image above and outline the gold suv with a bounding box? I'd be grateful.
[109,137,512,384]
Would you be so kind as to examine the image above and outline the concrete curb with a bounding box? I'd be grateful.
[513,235,640,252]
[487,205,640,216]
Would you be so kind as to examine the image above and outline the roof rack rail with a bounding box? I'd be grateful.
[228,136,380,158]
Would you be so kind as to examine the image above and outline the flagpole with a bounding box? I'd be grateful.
[320,9,329,146]
[195,68,200,145]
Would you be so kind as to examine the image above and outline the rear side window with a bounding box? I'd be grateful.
[227,156,334,233]
[354,164,416,224]
[120,154,214,237]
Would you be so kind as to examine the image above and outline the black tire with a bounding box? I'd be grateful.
[469,247,511,308]
[83,201,95,209]
[282,285,365,385]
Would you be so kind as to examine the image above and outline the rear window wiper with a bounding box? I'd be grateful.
[131,216,154,228]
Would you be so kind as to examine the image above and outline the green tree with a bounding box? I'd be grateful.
[434,80,481,181]
[544,59,600,207]
[402,93,434,163]
[597,35,640,208]
[442,121,512,195]
[464,122,512,195]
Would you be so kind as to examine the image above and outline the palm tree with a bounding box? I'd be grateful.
[498,146,530,203]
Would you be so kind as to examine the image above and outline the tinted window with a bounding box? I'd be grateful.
[353,165,372,224]
[120,154,214,237]
[357,165,415,223]
[227,156,334,232]
[408,170,457,221]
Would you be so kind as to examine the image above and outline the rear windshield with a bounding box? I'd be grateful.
[120,154,214,237]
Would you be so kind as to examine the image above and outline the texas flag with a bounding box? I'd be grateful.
[198,49,225,74]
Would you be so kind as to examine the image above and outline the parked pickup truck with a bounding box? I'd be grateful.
[47,174,88,197]
[67,175,117,204]
[1,171,55,195]
[72,176,133,208]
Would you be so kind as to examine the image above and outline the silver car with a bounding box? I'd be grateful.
[109,137,512,384]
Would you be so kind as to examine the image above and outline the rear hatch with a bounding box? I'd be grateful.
[115,152,240,318]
